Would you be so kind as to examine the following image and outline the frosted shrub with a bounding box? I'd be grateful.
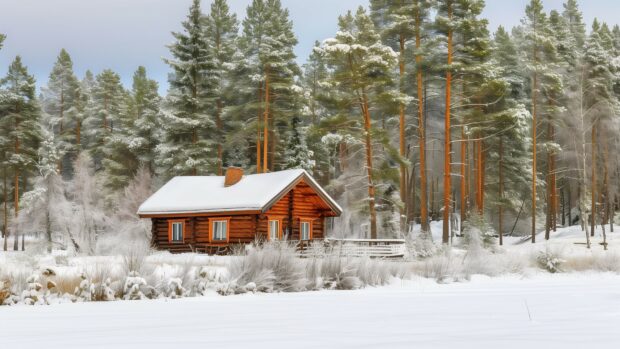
[536,247,565,273]
[407,232,437,259]
[73,273,95,302]
[121,241,151,275]
[1,280,19,305]
[193,267,223,296]
[94,278,116,301]
[21,274,45,305]
[318,257,362,290]
[415,248,462,283]
[166,278,187,299]
[224,243,306,294]
[123,271,147,300]
[462,214,496,252]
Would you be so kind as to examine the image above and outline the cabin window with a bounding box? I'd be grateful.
[169,221,184,242]
[268,219,281,241]
[212,220,228,241]
[300,220,312,241]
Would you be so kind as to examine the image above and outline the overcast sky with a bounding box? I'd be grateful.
[1,0,619,95]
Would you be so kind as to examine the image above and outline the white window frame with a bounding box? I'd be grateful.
[269,219,280,241]
[301,221,311,241]
[171,222,184,242]
[212,220,228,241]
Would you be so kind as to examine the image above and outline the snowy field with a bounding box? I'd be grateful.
[1,273,619,349]
[1,223,620,348]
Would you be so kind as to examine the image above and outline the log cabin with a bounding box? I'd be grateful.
[137,167,342,253]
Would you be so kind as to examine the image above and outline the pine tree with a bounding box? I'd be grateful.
[17,131,67,252]
[86,69,125,171]
[486,27,532,245]
[41,49,80,178]
[204,0,238,175]
[127,67,161,175]
[283,114,314,171]
[238,0,300,173]
[582,20,615,242]
[158,0,215,176]
[316,7,398,239]
[0,56,42,250]
[518,0,561,243]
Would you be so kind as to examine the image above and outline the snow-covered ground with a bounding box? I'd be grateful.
[1,223,619,348]
[1,273,619,349]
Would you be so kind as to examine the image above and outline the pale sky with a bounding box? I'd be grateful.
[0,0,619,95]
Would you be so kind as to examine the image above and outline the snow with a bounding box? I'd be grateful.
[137,169,342,215]
[1,273,619,348]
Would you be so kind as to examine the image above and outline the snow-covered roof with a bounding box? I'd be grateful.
[137,169,342,216]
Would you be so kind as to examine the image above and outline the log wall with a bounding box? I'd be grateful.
[150,180,331,253]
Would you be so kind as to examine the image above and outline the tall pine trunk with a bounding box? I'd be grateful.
[263,69,270,173]
[460,126,467,232]
[590,124,597,237]
[398,33,407,230]
[361,92,378,239]
[415,7,429,233]
[256,83,263,173]
[442,1,453,244]
[499,138,504,246]
[2,169,7,252]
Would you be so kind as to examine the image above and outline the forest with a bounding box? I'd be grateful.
[0,0,618,252]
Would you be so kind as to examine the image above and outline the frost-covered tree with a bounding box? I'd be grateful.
[86,69,125,171]
[66,153,108,254]
[204,0,239,175]
[517,0,563,243]
[282,115,314,171]
[41,49,80,178]
[127,67,161,175]
[158,0,215,176]
[102,67,160,193]
[316,7,398,239]
[0,56,42,250]
[17,131,70,252]
[237,0,300,173]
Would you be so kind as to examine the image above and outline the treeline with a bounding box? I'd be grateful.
[0,0,618,252]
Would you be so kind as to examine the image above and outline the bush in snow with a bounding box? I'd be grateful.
[94,278,116,301]
[406,230,437,259]
[224,243,306,294]
[536,246,565,273]
[316,256,362,290]
[193,267,224,296]
[123,271,147,300]
[74,273,95,301]
[462,213,496,252]
[1,280,19,305]
[21,274,46,305]
[166,278,187,299]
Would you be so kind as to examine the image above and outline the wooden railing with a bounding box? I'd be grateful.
[298,238,406,258]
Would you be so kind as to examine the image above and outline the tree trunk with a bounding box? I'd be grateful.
[499,137,504,246]
[2,169,7,251]
[263,69,270,173]
[257,83,263,173]
[13,171,19,251]
[415,7,429,234]
[398,32,407,231]
[590,124,597,238]
[216,98,223,175]
[531,16,538,244]
[442,1,453,244]
[361,93,378,239]
[460,126,467,232]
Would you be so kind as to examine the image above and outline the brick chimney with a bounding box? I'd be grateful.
[224,167,244,187]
